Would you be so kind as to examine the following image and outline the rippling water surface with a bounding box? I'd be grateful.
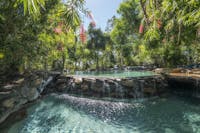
[5,94,200,133]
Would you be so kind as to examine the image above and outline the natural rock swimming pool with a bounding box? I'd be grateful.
[74,71,156,78]
[3,94,200,133]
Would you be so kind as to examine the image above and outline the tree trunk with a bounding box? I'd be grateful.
[43,57,47,71]
[177,23,182,45]
[140,0,150,25]
[61,52,66,74]
[119,44,123,70]
[96,51,99,71]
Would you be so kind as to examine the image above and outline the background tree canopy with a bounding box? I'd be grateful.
[111,0,200,67]
[0,0,200,76]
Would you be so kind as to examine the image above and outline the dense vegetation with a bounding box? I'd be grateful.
[111,0,200,68]
[0,0,200,75]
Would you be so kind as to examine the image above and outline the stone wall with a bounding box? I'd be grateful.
[0,73,168,125]
[166,75,200,98]
[45,75,168,98]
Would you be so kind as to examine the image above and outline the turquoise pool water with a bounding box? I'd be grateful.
[75,71,156,78]
[4,94,200,133]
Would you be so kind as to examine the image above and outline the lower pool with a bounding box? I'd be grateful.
[3,94,200,133]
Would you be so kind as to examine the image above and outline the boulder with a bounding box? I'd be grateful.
[106,80,117,92]
[81,78,96,91]
[13,78,24,84]
[2,98,15,108]
[19,74,43,102]
[191,69,200,74]
[121,79,134,87]
[0,96,27,124]
[170,68,187,73]
[0,72,55,125]
[153,68,170,74]
[143,87,157,95]
[56,78,67,85]
[20,85,40,102]
[81,83,89,91]
[74,77,82,84]
[91,79,104,93]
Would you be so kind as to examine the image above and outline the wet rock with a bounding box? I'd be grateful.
[13,78,25,84]
[57,84,67,92]
[0,72,55,125]
[170,68,187,73]
[19,76,43,102]
[121,79,134,87]
[81,83,89,91]
[2,98,16,108]
[74,77,82,84]
[0,94,27,124]
[190,69,200,74]
[50,75,168,98]
[143,87,157,95]
[153,68,164,74]
[21,85,40,101]
[0,87,16,101]
[106,80,117,92]
[81,78,92,91]
[56,78,67,85]
[91,79,104,93]
[29,73,168,99]
[3,84,16,90]
[153,68,170,74]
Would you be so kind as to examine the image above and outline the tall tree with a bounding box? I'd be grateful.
[87,24,106,70]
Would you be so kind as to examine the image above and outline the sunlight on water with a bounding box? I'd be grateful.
[5,94,200,133]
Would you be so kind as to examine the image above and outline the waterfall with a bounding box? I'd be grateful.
[38,76,53,94]
[68,78,75,91]
[134,80,144,98]
[139,80,144,98]
[114,81,124,98]
[90,80,95,90]
[134,84,140,99]
[153,79,157,95]
[103,80,111,97]
[153,79,156,90]
[195,78,200,98]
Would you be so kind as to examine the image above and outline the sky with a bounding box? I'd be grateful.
[84,0,123,31]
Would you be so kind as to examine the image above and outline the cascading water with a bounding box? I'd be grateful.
[102,80,110,96]
[90,80,95,91]
[194,78,200,98]
[139,80,144,98]
[133,80,144,98]
[67,78,75,91]
[38,76,53,93]
[114,81,124,98]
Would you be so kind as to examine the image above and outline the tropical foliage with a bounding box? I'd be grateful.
[111,0,200,67]
[1,0,200,76]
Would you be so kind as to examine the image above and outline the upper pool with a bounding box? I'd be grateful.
[74,71,156,78]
